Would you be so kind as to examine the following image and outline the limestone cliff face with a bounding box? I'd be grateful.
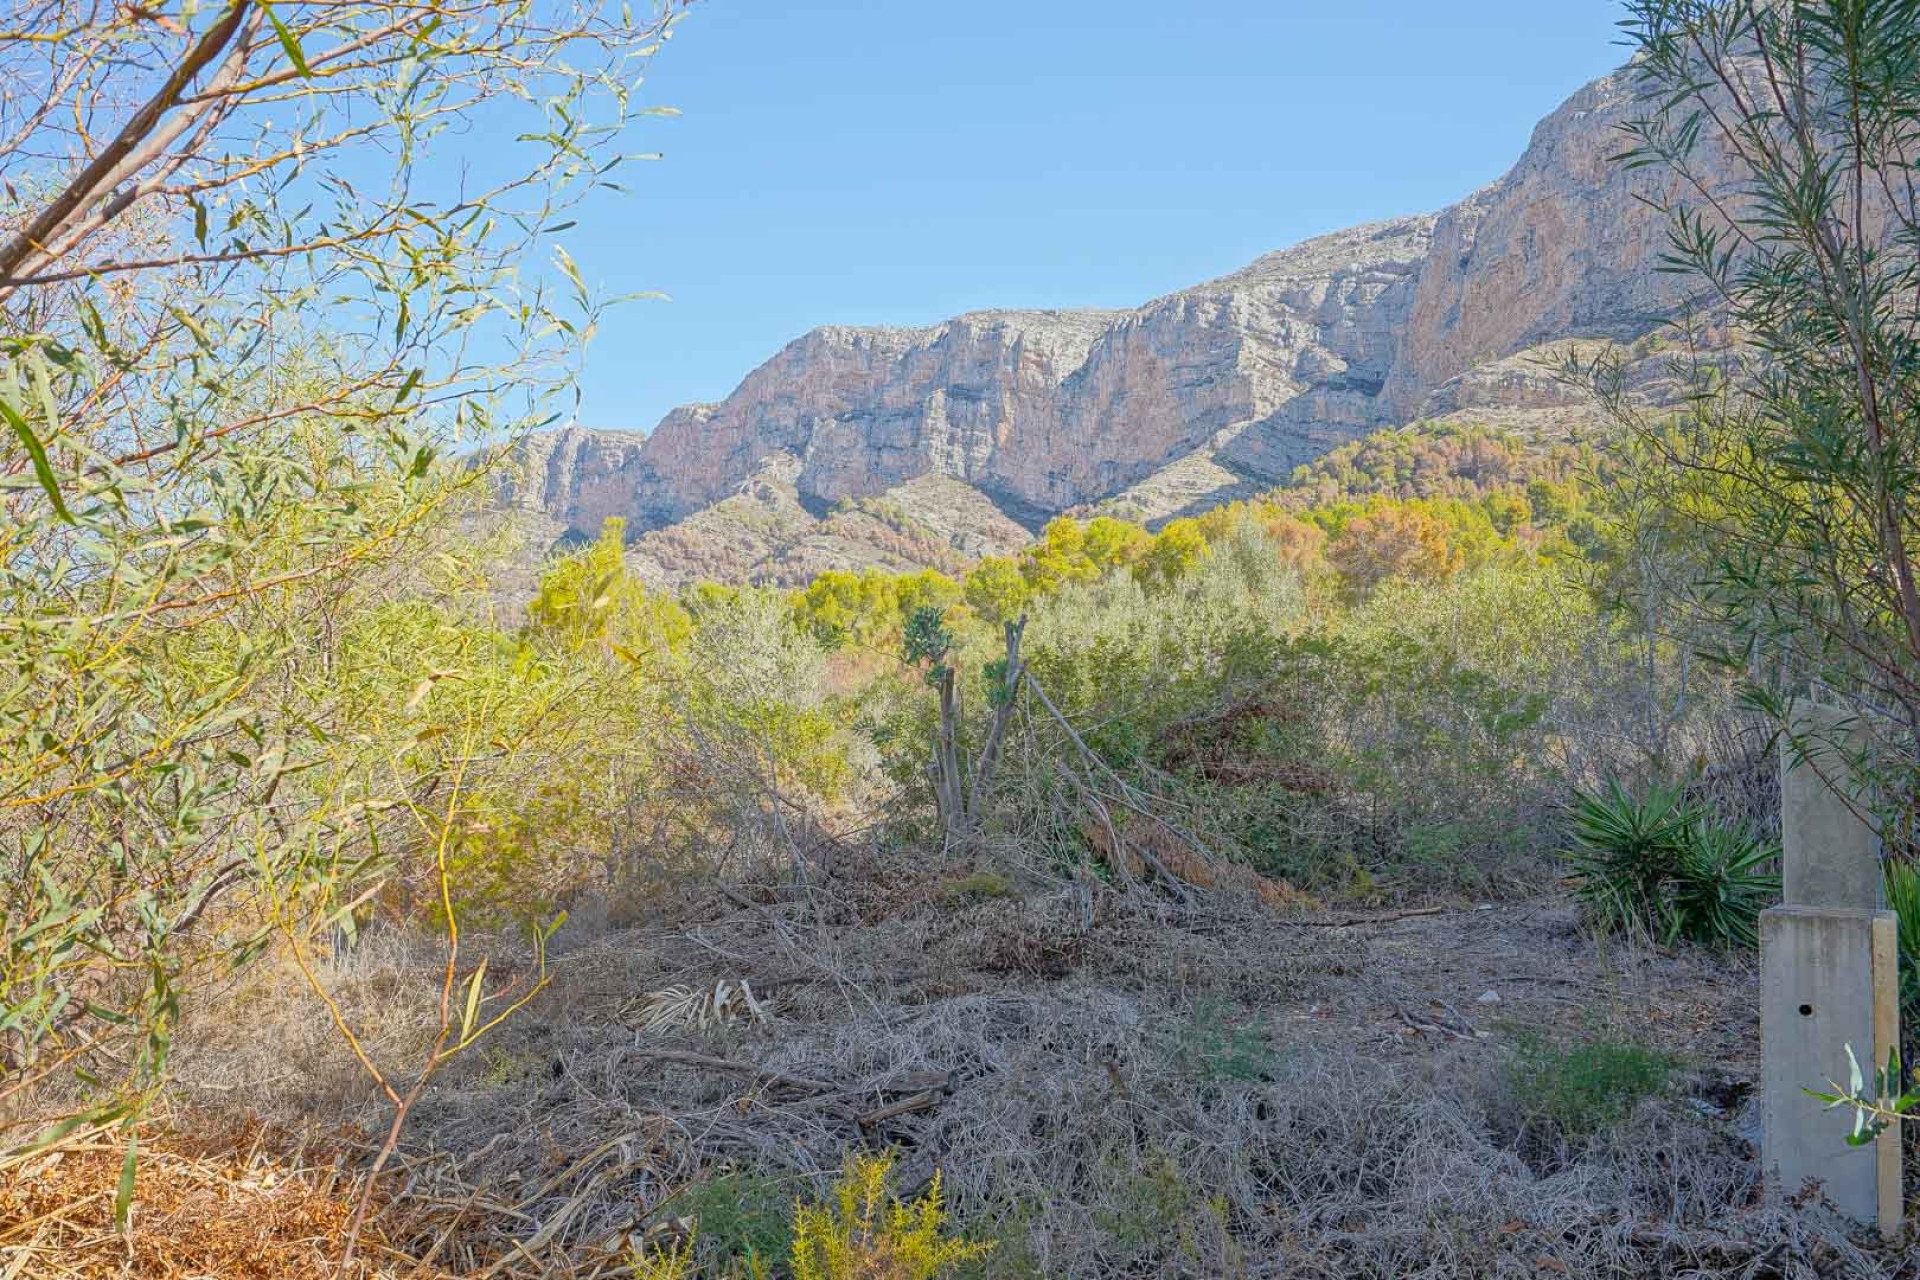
[1379,71,1699,419]
[503,66,1708,575]
[615,213,1433,524]
[497,425,650,535]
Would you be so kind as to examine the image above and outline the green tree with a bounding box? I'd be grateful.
[1600,1,1920,1136]
[895,568,964,626]
[964,555,1032,624]
[529,519,690,663]
[1083,515,1152,572]
[1135,518,1210,591]
[1023,516,1100,592]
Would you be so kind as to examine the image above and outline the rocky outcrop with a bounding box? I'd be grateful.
[596,212,1433,528]
[495,425,652,534]
[1378,71,1700,419]
[498,65,1714,579]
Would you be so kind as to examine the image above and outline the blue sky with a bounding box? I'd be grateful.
[564,1,1628,431]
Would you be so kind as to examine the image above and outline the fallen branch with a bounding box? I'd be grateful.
[1023,671,1195,901]
[1389,999,1477,1042]
[857,1091,942,1129]
[1287,906,1449,928]
[625,1047,835,1095]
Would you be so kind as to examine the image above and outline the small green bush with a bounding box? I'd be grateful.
[674,1172,794,1276]
[1505,1032,1673,1145]
[945,871,1017,901]
[790,1151,989,1280]
[1565,780,1778,948]
[1094,1149,1196,1254]
[1167,999,1274,1084]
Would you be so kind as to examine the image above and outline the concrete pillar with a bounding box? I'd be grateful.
[1760,906,1902,1230]
[1762,697,1902,1233]
[1782,702,1883,909]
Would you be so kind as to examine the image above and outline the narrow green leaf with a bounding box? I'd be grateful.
[28,351,59,433]
[113,1132,139,1231]
[0,386,73,522]
[552,245,586,297]
[392,367,422,408]
[460,959,487,1042]
[262,2,311,77]
[169,307,213,350]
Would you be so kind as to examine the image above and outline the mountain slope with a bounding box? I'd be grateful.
[494,67,1709,584]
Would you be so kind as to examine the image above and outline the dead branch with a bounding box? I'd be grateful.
[623,1047,836,1096]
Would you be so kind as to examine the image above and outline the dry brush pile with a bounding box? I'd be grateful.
[40,832,1883,1280]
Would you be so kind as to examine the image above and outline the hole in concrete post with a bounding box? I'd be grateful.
[1799,1003,1814,1016]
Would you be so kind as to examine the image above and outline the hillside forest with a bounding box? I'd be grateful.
[8,2,1920,1278]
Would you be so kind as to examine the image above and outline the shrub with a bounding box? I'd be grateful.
[1565,781,1778,948]
[1504,1032,1673,1147]
[791,1152,989,1280]
[1167,999,1273,1084]
[677,1172,793,1277]
[1093,1148,1197,1255]
[1662,819,1780,950]
[945,871,1017,901]
[630,1233,703,1280]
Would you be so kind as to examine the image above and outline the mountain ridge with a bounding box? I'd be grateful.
[492,68,1707,585]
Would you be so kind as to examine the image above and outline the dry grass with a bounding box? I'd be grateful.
[92,844,1909,1279]
[0,1126,438,1280]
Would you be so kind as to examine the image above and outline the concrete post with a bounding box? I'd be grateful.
[1782,702,1883,909]
[1761,699,1902,1233]
[1761,907,1901,1227]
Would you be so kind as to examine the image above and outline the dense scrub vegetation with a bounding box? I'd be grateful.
[303,420,1706,932]
[10,0,1920,1275]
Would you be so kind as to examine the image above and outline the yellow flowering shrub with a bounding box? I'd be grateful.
[790,1153,988,1280]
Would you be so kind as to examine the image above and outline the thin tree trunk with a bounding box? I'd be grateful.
[967,615,1026,821]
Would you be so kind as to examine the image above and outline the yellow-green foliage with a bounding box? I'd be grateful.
[335,586,663,923]
[629,1231,707,1280]
[1021,514,1161,591]
[1083,515,1151,569]
[1135,518,1211,591]
[951,514,1217,621]
[791,1153,990,1280]
[962,555,1030,624]
[794,567,961,650]
[326,522,870,924]
[1019,517,1098,593]
[1286,421,1581,505]
[528,517,692,663]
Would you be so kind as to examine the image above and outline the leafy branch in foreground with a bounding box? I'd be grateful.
[1592,0,1920,812]
[272,691,565,1269]
[1,0,688,1168]
[1807,1043,1920,1147]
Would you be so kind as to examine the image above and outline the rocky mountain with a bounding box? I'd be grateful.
[494,68,1709,586]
